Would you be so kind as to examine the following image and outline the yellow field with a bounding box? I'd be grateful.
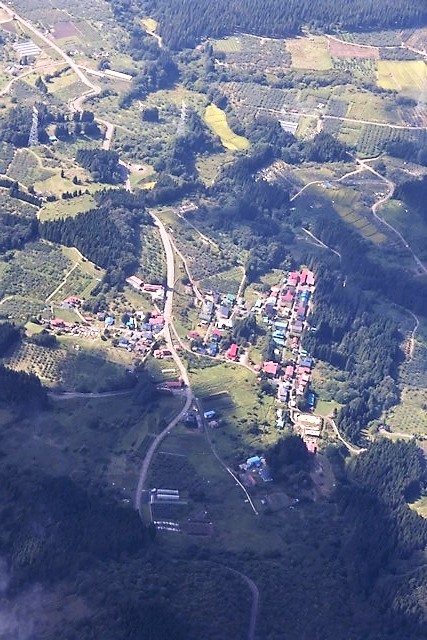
[204,104,250,151]
[141,17,158,32]
[377,60,427,98]
[286,36,332,71]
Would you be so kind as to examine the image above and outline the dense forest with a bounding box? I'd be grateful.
[0,210,38,253]
[0,364,47,408]
[303,267,402,443]
[109,0,427,49]
[0,433,425,639]
[76,149,124,184]
[41,194,151,286]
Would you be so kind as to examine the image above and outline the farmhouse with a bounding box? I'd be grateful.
[226,343,238,360]
[263,361,279,376]
[126,275,144,290]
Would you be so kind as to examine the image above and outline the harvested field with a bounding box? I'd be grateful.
[328,37,379,59]
[377,60,427,97]
[52,21,80,40]
[286,36,332,71]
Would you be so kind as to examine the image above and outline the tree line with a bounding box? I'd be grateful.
[110,0,427,49]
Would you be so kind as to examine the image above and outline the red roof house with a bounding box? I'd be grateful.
[226,343,238,360]
[287,271,300,287]
[263,361,279,376]
[284,365,294,378]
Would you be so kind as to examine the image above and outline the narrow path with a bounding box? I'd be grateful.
[49,389,133,400]
[290,164,365,202]
[45,260,81,303]
[406,310,419,359]
[175,210,219,250]
[200,399,259,515]
[302,228,342,261]
[259,105,426,131]
[222,566,259,640]
[324,416,366,454]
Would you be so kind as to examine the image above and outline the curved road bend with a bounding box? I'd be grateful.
[356,158,427,275]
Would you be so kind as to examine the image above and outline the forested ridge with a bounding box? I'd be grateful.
[0,438,425,639]
[110,0,427,49]
[41,193,151,286]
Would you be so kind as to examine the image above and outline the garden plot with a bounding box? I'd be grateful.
[338,30,403,46]
[5,342,65,384]
[0,241,71,304]
[7,149,56,186]
[139,225,167,283]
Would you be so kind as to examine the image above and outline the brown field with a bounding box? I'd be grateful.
[0,20,18,34]
[52,21,80,40]
[328,37,379,59]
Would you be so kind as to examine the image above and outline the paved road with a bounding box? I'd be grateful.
[134,211,193,512]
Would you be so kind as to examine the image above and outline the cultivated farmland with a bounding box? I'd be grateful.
[377,60,427,98]
[204,104,249,151]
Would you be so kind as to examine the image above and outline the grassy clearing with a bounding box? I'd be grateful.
[381,388,427,438]
[410,497,427,519]
[377,60,427,98]
[190,362,278,456]
[212,36,243,53]
[286,36,332,71]
[204,104,250,151]
[141,17,158,32]
[0,387,183,499]
[379,199,427,261]
[196,152,231,186]
[38,193,96,221]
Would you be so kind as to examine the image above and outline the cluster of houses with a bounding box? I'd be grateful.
[41,291,167,357]
[254,268,316,400]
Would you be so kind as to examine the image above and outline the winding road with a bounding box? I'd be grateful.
[356,157,427,275]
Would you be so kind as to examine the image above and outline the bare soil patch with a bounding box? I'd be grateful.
[329,38,379,59]
[53,21,80,40]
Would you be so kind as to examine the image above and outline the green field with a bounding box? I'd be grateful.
[377,60,427,98]
[204,104,250,151]
[381,388,427,438]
